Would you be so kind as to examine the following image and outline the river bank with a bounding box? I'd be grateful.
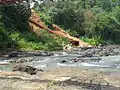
[1,45,120,58]
[0,67,120,90]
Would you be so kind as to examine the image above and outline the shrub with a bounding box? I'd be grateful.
[9,30,69,51]
[0,23,16,48]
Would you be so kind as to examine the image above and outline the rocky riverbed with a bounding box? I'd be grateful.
[1,45,120,58]
[0,67,120,90]
[1,45,120,90]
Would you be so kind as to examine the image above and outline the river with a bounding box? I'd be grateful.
[1,52,120,77]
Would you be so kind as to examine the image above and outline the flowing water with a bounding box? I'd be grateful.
[1,51,120,90]
[1,51,120,76]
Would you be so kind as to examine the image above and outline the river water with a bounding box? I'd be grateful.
[1,51,120,75]
[24,55,120,70]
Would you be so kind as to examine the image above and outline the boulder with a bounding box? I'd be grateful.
[12,64,43,75]
[8,51,18,58]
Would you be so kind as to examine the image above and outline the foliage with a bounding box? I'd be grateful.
[81,36,103,46]
[0,1,31,31]
[87,6,120,43]
[46,0,86,36]
[35,0,120,44]
[9,30,69,51]
[1,0,120,51]
[0,23,16,49]
[37,11,52,28]
[0,0,69,51]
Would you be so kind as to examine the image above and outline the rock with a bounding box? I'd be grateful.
[12,64,43,75]
[60,60,68,63]
[70,57,102,63]
[12,81,45,90]
[54,76,72,81]
[28,51,54,56]
[0,62,10,65]
[75,45,120,58]
[9,60,17,64]
[8,51,18,58]
[9,57,34,64]
[17,59,27,63]
[71,58,80,62]
[63,44,72,51]
[39,51,53,56]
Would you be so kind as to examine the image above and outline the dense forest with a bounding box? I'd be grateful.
[0,0,120,50]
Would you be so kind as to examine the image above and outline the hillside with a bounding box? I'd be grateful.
[0,0,120,51]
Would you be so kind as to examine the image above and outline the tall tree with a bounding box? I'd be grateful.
[0,0,31,31]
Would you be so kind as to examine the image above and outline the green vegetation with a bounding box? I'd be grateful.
[0,0,120,51]
[36,0,120,45]
[0,23,16,49]
[0,2,31,31]
[9,30,68,51]
[0,23,68,50]
[0,2,69,51]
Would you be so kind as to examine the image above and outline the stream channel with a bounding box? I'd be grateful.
[1,52,120,78]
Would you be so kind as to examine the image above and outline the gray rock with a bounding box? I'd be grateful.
[12,64,43,75]
[8,51,18,58]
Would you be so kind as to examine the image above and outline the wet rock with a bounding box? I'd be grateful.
[9,58,34,64]
[40,51,54,56]
[70,57,102,63]
[76,45,120,58]
[3,50,55,58]
[60,60,68,63]
[8,51,18,58]
[71,58,81,62]
[17,58,33,63]
[9,60,24,64]
[28,51,54,56]
[16,59,27,63]
[12,64,43,75]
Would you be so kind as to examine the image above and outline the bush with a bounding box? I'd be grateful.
[37,11,52,28]
[87,8,120,44]
[9,30,69,51]
[47,3,85,36]
[81,36,103,46]
[0,23,16,49]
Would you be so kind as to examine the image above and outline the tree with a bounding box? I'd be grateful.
[0,0,31,31]
[0,0,24,4]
